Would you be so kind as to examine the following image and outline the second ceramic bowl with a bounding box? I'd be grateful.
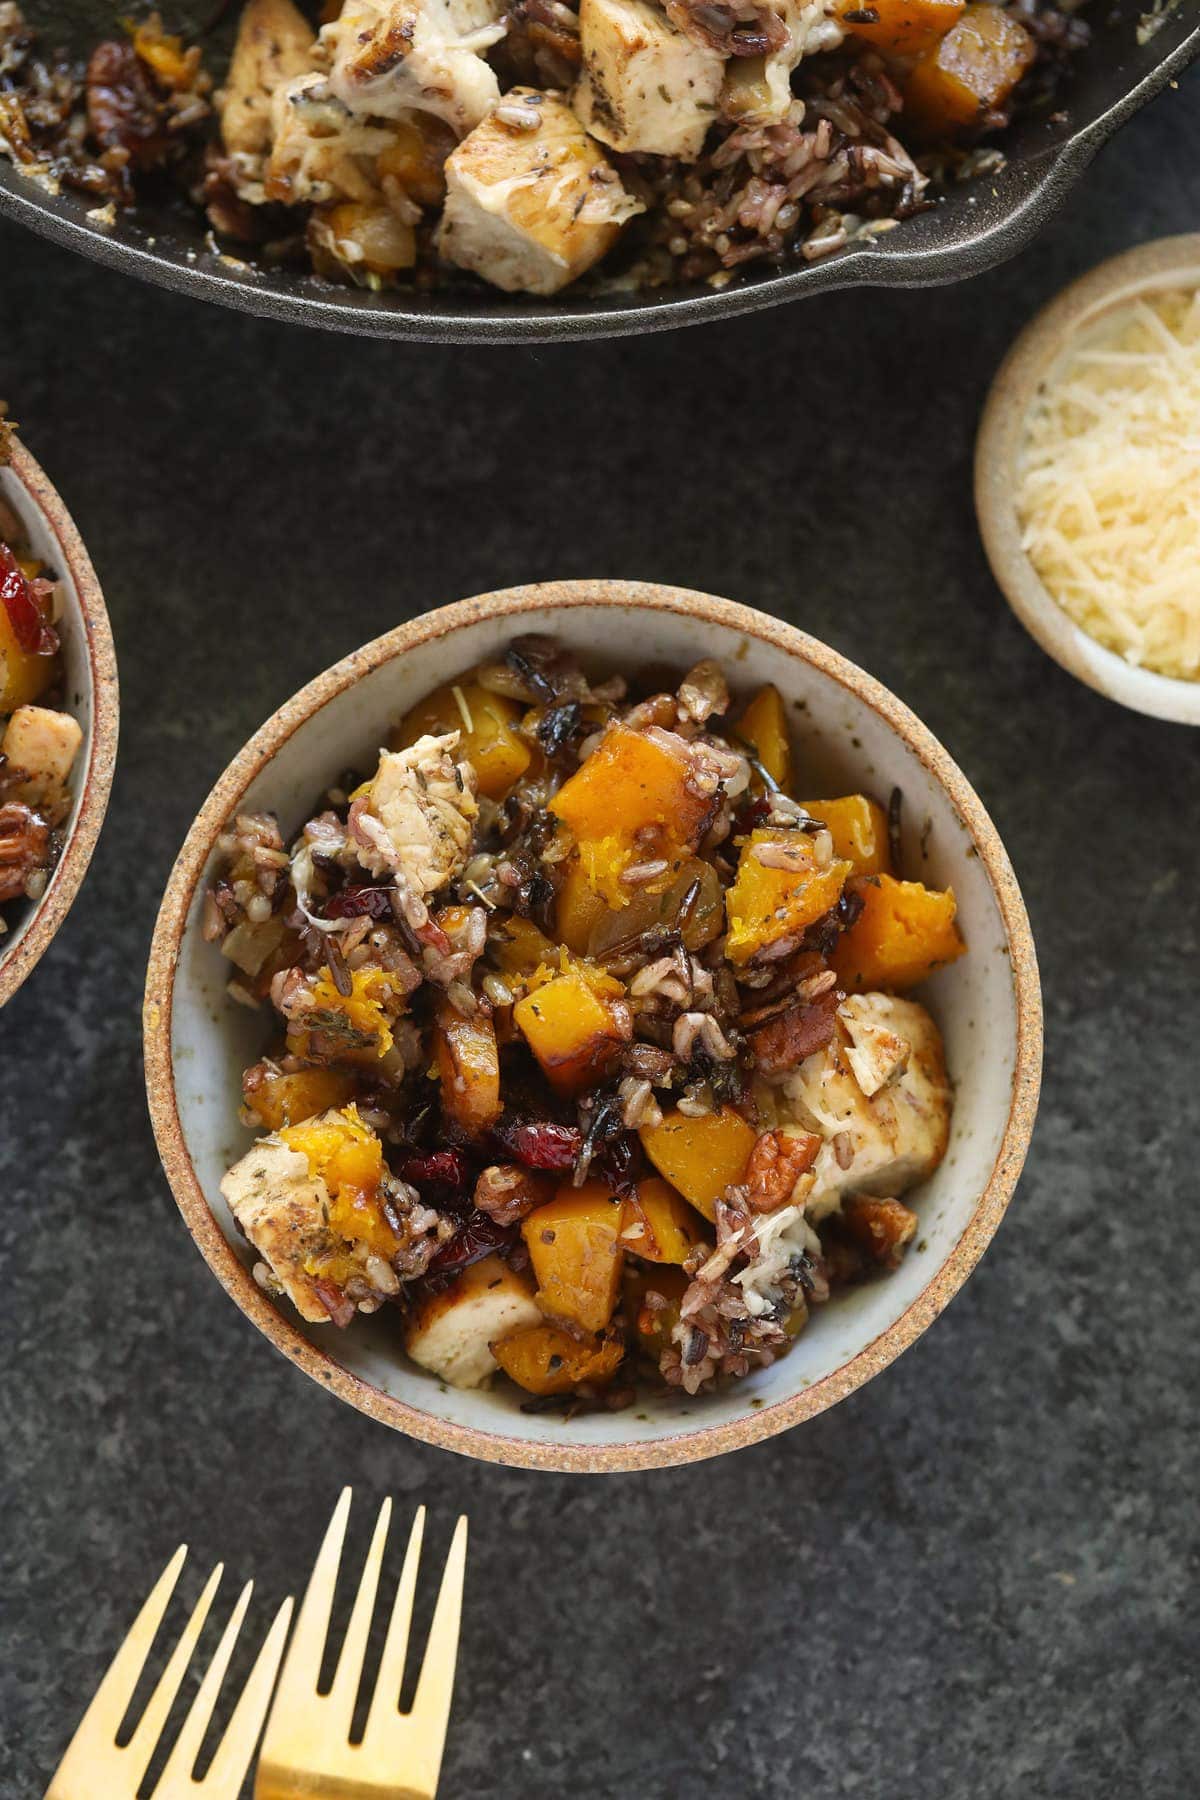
[144,580,1041,1472]
[0,438,118,1007]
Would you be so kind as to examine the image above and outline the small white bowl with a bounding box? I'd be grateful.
[975,234,1200,727]
[0,439,119,1006]
[144,581,1041,1472]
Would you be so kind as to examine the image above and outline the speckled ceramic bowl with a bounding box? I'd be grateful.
[0,439,118,1007]
[144,581,1041,1472]
[976,234,1200,726]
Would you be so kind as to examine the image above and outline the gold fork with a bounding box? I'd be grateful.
[255,1489,468,1800]
[44,1547,293,1799]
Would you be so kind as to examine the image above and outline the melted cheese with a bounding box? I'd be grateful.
[1015,287,1200,682]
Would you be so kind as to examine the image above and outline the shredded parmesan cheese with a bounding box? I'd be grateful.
[1016,287,1200,682]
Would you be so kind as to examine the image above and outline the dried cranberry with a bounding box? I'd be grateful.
[732,794,772,836]
[491,1117,582,1170]
[311,1278,355,1329]
[322,884,395,921]
[396,1147,473,1192]
[0,544,55,655]
[425,1211,516,1284]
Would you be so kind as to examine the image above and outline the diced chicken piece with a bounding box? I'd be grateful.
[436,90,642,296]
[1,705,83,810]
[221,1127,403,1325]
[266,73,395,205]
[324,0,506,137]
[347,733,478,893]
[221,0,316,159]
[839,991,911,1097]
[220,1135,341,1325]
[733,1201,823,1317]
[573,0,725,161]
[780,994,951,1220]
[405,1254,543,1387]
[716,0,844,126]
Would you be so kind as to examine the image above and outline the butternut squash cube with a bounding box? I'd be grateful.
[831,873,966,991]
[556,853,613,955]
[0,591,58,714]
[242,1064,357,1131]
[638,1105,757,1222]
[512,964,628,1095]
[725,829,852,964]
[836,0,964,57]
[490,913,558,980]
[434,997,502,1134]
[801,795,891,876]
[521,1178,625,1331]
[905,4,1035,134]
[394,674,531,801]
[624,1262,689,1359]
[549,723,710,905]
[493,1321,624,1395]
[735,683,793,792]
[619,1177,710,1263]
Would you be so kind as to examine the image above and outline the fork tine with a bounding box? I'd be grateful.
[363,1505,425,1740]
[326,1496,392,1727]
[125,1562,224,1782]
[408,1514,468,1778]
[78,1545,189,1741]
[151,1578,253,1794]
[270,1487,352,1711]
[201,1596,294,1798]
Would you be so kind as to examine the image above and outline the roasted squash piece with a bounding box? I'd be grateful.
[493,1321,624,1395]
[242,1064,357,1131]
[725,829,852,964]
[490,914,557,980]
[619,1177,710,1263]
[549,723,710,905]
[905,4,1035,134]
[0,551,58,714]
[801,795,891,876]
[285,965,404,1064]
[735,683,793,792]
[639,1106,758,1222]
[831,873,965,991]
[434,997,502,1133]
[522,1178,625,1331]
[376,114,457,209]
[279,1105,397,1263]
[393,674,532,800]
[624,1262,689,1359]
[512,964,628,1096]
[556,853,613,955]
[836,0,964,57]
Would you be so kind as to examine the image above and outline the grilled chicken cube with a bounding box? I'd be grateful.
[325,0,506,137]
[781,994,951,1220]
[718,0,845,125]
[436,90,643,296]
[347,733,478,894]
[220,0,316,159]
[573,0,725,161]
[404,1254,543,1387]
[1,704,83,811]
[838,991,912,1097]
[220,1135,343,1325]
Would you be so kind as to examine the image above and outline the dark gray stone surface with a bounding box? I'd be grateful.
[2,64,1198,1799]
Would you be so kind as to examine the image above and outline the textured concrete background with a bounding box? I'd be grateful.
[2,61,1198,1799]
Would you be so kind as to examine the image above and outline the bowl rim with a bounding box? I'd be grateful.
[143,579,1042,1473]
[2,20,1196,344]
[0,438,119,1008]
[975,232,1200,727]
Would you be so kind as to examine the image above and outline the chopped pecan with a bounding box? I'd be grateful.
[0,801,50,903]
[473,1163,546,1226]
[748,988,840,1073]
[743,1129,821,1212]
[842,1196,918,1269]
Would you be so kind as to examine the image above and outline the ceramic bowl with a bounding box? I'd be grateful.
[975,234,1200,726]
[144,580,1041,1472]
[0,439,118,1007]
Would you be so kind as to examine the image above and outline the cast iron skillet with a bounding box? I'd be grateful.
[2,0,1197,342]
